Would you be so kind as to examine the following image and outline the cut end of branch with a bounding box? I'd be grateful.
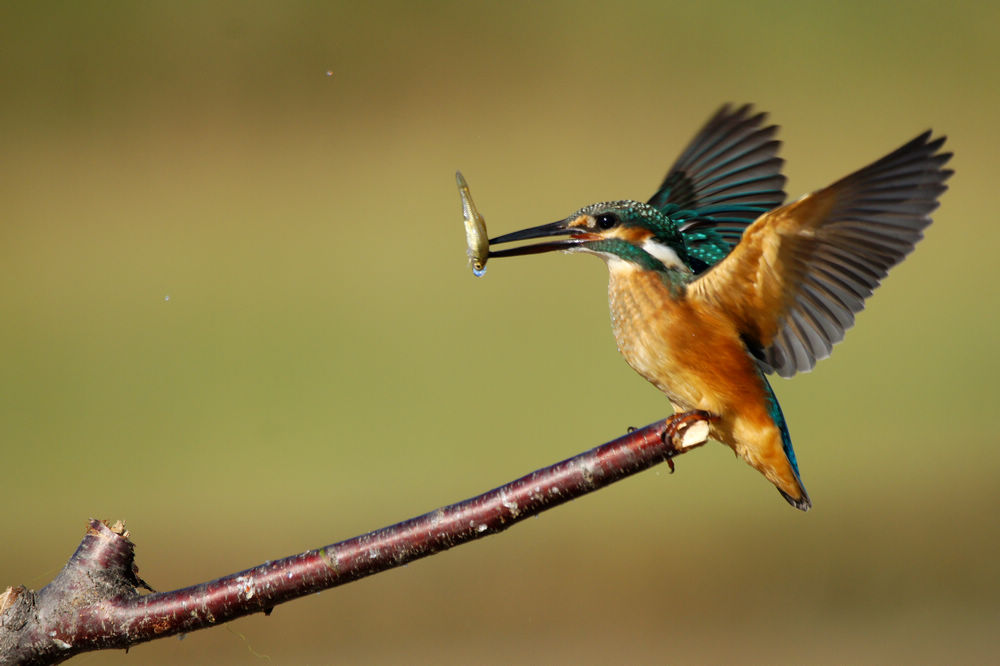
[91,518,129,540]
[661,410,712,454]
[108,519,129,538]
[0,586,24,614]
[675,419,710,450]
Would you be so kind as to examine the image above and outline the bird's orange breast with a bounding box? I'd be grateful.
[607,266,762,416]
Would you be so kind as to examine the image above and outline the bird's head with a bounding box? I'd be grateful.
[488,200,691,273]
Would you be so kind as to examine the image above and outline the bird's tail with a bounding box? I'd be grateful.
[761,374,812,511]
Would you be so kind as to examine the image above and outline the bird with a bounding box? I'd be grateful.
[486,104,952,510]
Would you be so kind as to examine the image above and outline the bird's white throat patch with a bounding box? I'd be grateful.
[605,254,638,275]
[641,239,685,270]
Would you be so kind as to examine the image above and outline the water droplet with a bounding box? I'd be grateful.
[472,266,486,277]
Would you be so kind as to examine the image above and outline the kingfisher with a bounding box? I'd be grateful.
[487,105,952,510]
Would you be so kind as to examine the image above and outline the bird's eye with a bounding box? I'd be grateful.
[595,213,618,230]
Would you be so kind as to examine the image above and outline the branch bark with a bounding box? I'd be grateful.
[0,412,710,665]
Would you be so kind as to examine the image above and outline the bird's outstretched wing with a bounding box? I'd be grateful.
[648,104,787,268]
[688,131,953,378]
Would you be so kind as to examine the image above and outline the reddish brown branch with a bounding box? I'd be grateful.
[0,412,709,664]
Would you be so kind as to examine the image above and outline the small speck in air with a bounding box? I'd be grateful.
[164,295,171,302]
[325,70,333,77]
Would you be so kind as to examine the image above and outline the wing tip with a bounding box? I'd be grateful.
[650,103,787,216]
[710,102,764,125]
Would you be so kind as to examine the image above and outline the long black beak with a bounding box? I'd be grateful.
[488,218,586,258]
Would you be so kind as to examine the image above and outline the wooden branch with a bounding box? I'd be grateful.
[0,411,710,665]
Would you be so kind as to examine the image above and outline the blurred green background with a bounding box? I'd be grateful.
[2,2,998,663]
